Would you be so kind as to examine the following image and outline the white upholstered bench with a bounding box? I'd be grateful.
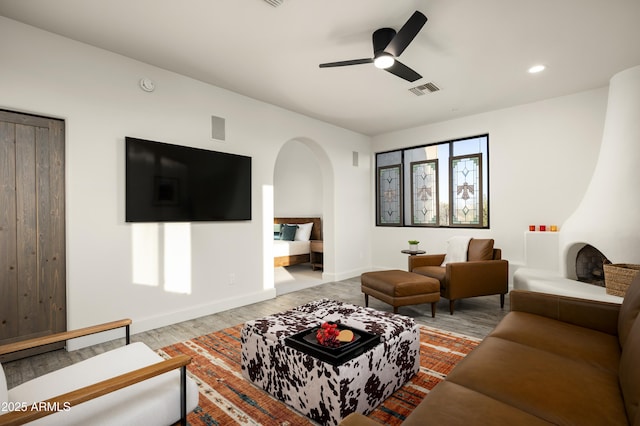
[0,320,198,425]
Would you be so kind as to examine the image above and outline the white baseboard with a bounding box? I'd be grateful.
[66,288,277,351]
[332,267,369,282]
[276,280,324,295]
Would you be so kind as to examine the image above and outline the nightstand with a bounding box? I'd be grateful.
[310,240,323,271]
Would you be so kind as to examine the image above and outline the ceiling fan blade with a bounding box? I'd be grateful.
[319,58,373,68]
[384,11,427,58]
[385,60,422,82]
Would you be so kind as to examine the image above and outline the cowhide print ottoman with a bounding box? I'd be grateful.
[240,298,420,425]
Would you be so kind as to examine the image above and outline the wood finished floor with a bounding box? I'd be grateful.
[3,275,509,389]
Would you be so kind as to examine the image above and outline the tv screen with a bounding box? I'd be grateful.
[125,137,251,222]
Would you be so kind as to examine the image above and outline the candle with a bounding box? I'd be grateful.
[539,225,546,232]
[550,225,558,232]
[529,225,535,231]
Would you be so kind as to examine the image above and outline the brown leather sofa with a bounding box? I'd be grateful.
[408,238,509,314]
[340,274,640,425]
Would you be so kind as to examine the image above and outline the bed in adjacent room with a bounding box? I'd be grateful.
[273,217,322,267]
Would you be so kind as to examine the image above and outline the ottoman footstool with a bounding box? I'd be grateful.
[241,299,420,425]
[361,269,440,317]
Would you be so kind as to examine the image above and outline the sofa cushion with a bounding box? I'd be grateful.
[445,336,628,425]
[490,311,620,374]
[619,315,640,424]
[618,274,640,348]
[411,266,445,287]
[468,238,494,261]
[404,381,549,426]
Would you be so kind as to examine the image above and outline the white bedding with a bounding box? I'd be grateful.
[274,240,311,257]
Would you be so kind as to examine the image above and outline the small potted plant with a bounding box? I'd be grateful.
[408,240,420,251]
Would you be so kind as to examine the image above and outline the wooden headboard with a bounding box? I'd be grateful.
[274,217,322,240]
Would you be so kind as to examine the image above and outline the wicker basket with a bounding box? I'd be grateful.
[604,263,640,297]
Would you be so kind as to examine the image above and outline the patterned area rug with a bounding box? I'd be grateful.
[158,323,480,425]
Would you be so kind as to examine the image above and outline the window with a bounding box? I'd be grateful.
[376,134,489,228]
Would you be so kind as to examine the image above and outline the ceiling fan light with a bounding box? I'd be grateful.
[374,54,395,69]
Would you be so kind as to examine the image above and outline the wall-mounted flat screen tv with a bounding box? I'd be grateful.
[126,137,251,222]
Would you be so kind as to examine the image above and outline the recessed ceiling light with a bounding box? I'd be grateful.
[528,64,546,74]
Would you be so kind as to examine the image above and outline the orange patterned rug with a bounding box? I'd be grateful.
[158,324,480,425]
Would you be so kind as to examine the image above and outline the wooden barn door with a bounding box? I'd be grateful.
[0,110,66,360]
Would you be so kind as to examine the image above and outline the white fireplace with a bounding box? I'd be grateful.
[560,65,640,279]
[514,65,639,303]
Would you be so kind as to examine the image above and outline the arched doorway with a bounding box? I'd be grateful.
[272,138,333,294]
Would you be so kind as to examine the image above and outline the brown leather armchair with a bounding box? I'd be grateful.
[408,238,508,314]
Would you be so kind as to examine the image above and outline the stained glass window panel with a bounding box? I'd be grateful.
[378,165,402,225]
[411,160,438,225]
[375,134,489,229]
[450,154,483,226]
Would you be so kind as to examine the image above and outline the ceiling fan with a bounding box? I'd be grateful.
[319,11,427,82]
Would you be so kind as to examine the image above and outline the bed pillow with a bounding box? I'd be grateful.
[280,224,298,241]
[294,222,314,241]
[274,224,282,240]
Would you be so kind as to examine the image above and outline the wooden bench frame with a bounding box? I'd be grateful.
[0,319,191,426]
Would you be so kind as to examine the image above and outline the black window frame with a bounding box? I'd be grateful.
[375,134,490,229]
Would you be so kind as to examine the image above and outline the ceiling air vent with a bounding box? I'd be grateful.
[409,82,440,96]
[264,0,284,6]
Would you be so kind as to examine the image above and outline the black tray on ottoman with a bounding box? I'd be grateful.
[285,324,381,366]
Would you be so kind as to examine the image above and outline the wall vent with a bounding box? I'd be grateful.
[211,115,226,141]
[409,82,440,96]
[264,0,284,6]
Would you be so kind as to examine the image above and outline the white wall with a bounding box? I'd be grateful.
[274,140,323,217]
[1,15,610,347]
[371,88,608,271]
[0,17,371,347]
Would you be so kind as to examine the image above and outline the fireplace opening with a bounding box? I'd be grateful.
[575,245,610,287]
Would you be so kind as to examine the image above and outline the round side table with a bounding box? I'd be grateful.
[401,249,426,270]
[401,250,426,256]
